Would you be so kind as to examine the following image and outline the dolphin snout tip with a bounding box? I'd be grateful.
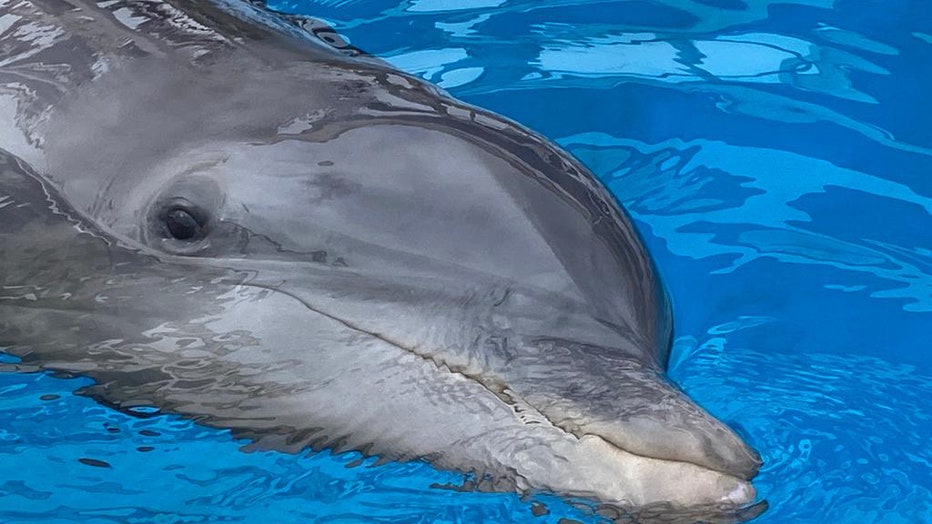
[731,438,764,480]
[721,479,756,506]
[710,423,763,480]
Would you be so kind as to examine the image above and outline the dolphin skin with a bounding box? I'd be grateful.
[0,0,763,519]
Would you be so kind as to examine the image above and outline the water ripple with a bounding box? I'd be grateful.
[4,1,930,523]
[0,370,600,523]
[273,0,932,157]
[671,329,932,523]
[560,133,932,312]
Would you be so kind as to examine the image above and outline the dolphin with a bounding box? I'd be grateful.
[0,0,763,518]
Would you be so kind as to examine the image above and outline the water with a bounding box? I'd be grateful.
[2,0,930,522]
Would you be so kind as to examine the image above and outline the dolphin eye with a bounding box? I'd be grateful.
[159,201,208,241]
[165,208,199,240]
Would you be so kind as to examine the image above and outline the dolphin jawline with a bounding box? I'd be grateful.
[0,0,765,517]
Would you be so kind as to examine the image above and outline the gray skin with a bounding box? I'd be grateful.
[0,0,763,517]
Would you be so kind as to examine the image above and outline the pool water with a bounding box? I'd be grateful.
[2,0,930,522]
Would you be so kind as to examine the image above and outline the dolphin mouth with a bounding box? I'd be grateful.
[231,279,760,506]
[477,338,765,484]
[496,384,761,504]
[483,376,760,480]
[583,427,761,486]
[584,432,759,507]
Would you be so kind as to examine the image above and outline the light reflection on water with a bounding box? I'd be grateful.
[560,134,932,312]
[3,0,931,522]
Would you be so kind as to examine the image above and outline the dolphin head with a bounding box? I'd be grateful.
[13,48,764,515]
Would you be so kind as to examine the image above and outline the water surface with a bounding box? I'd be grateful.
[2,0,931,522]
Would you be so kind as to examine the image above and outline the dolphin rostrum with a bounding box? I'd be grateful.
[0,0,763,517]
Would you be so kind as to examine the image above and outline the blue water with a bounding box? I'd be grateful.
[2,0,931,522]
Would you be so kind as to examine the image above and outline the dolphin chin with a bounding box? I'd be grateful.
[0,0,763,519]
[570,435,757,506]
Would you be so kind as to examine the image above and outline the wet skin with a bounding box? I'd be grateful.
[0,0,763,518]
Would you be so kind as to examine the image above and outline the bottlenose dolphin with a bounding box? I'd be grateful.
[0,0,763,518]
